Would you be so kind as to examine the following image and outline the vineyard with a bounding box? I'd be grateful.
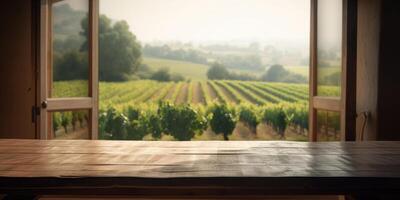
[52,80,340,141]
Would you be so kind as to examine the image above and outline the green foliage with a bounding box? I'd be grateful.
[55,80,321,140]
[261,64,307,83]
[208,104,237,140]
[262,105,289,138]
[206,63,231,80]
[52,113,61,133]
[143,44,208,64]
[150,68,171,82]
[60,112,72,133]
[147,113,163,139]
[148,68,185,82]
[53,51,88,81]
[98,111,108,139]
[261,65,288,82]
[159,102,207,141]
[286,104,309,133]
[171,73,185,82]
[126,118,147,140]
[97,16,142,81]
[125,106,140,121]
[238,105,259,132]
[104,108,128,140]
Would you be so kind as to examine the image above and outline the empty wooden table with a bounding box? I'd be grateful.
[0,139,400,199]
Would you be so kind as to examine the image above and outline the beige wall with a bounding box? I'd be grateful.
[356,0,381,140]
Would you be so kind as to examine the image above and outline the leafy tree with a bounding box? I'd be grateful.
[53,51,88,81]
[261,64,307,83]
[143,44,208,64]
[261,64,288,82]
[150,68,171,82]
[209,104,237,140]
[82,15,142,81]
[206,63,231,80]
[159,102,207,141]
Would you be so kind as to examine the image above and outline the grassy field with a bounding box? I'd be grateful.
[284,65,341,79]
[142,57,210,80]
[143,57,340,84]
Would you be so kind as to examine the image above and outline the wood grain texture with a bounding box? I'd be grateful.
[0,140,400,197]
[312,97,341,112]
[0,0,36,139]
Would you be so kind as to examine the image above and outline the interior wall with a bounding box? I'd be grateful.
[0,0,36,139]
[356,0,381,141]
[376,0,400,140]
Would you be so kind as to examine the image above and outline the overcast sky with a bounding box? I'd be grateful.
[95,0,310,44]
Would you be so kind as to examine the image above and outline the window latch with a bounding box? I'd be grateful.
[31,106,41,123]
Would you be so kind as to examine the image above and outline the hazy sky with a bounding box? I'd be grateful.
[96,0,310,44]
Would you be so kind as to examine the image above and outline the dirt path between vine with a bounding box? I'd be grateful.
[191,82,205,104]
[175,83,189,104]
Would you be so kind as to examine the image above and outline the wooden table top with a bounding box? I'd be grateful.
[0,139,400,196]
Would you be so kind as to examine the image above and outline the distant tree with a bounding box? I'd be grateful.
[143,44,208,64]
[53,51,88,81]
[206,63,231,80]
[260,64,307,83]
[209,104,237,140]
[150,68,171,82]
[261,64,288,82]
[82,15,142,81]
[171,73,185,82]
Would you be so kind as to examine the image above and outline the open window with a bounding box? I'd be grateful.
[309,0,356,141]
[39,0,99,139]
[38,0,356,142]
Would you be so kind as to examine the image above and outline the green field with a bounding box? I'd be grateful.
[143,57,210,80]
[284,65,341,79]
[142,57,339,81]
